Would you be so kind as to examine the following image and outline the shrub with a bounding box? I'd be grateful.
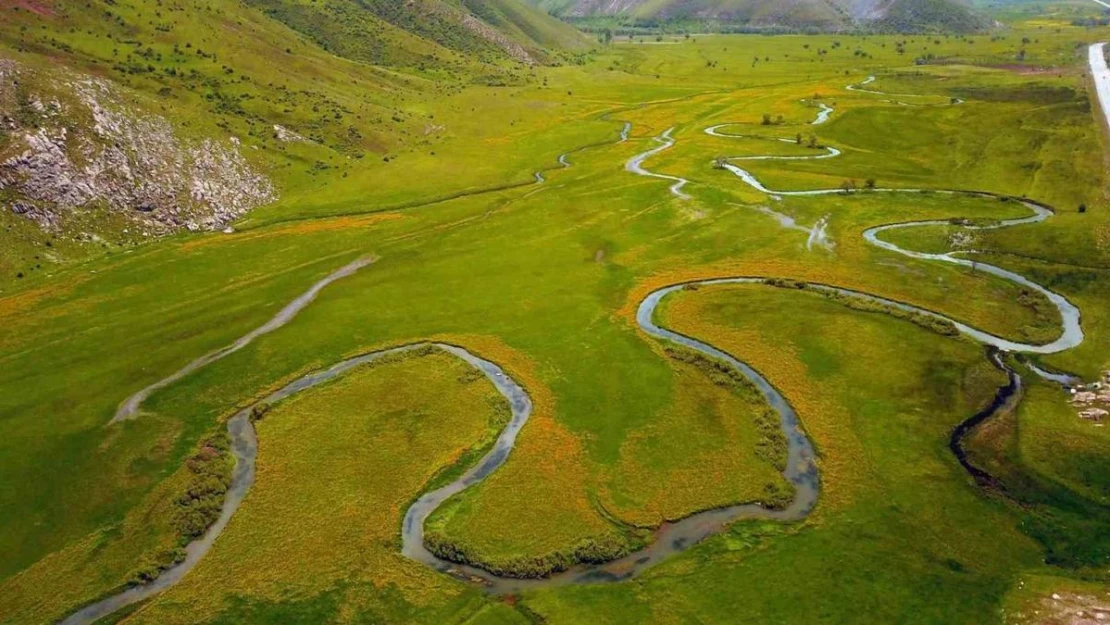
[424,531,637,578]
[172,432,233,544]
[250,402,270,422]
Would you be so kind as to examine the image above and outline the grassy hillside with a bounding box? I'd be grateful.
[526,0,988,32]
[463,0,592,50]
[0,0,590,285]
[246,0,590,67]
[874,0,990,32]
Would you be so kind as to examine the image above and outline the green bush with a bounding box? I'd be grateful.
[424,531,639,578]
[762,281,960,337]
[172,432,234,544]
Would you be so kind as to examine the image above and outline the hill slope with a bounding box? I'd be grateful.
[246,0,590,66]
[0,0,589,281]
[529,0,989,32]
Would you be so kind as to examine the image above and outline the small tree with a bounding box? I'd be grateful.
[713,156,729,170]
[840,179,857,194]
[762,113,772,125]
[807,134,818,148]
[796,133,803,145]
[1079,203,1088,213]
[865,178,876,189]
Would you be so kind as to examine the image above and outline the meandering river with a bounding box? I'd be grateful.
[64,50,1104,621]
[624,127,691,199]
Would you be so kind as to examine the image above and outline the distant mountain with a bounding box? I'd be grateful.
[528,0,989,32]
[865,0,991,33]
[247,0,592,66]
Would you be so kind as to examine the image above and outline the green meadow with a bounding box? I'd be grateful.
[1,3,1109,623]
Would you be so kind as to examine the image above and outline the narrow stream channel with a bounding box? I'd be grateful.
[111,256,376,423]
[64,54,1104,620]
[624,127,691,199]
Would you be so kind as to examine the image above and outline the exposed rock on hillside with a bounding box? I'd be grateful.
[273,124,309,144]
[459,12,537,65]
[0,59,275,236]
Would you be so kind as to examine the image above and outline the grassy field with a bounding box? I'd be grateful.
[522,282,1043,623]
[2,3,1109,623]
[114,349,522,624]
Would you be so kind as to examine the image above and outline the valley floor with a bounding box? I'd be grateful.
[2,11,1110,625]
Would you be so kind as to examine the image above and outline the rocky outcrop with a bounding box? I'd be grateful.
[458,13,537,65]
[272,124,309,144]
[0,60,275,236]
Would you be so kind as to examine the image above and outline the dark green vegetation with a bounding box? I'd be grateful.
[171,434,233,546]
[967,371,1110,570]
[1,0,1109,623]
[125,432,235,585]
[424,526,639,579]
[763,278,961,336]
